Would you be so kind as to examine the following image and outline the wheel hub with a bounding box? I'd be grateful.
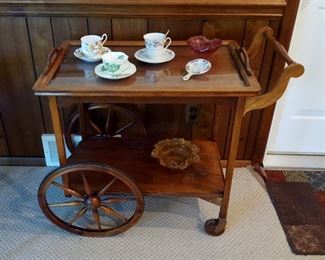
[84,196,101,210]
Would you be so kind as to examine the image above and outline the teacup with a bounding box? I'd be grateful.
[143,32,172,59]
[81,34,107,57]
[101,51,129,74]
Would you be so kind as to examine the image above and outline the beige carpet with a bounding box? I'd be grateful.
[0,166,322,260]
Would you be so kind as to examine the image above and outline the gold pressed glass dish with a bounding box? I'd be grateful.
[151,138,200,170]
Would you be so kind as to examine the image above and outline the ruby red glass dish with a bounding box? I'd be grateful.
[187,36,222,53]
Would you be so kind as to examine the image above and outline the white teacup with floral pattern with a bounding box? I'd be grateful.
[101,51,129,74]
[144,32,172,59]
[81,34,108,58]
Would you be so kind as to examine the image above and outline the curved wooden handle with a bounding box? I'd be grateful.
[247,26,273,59]
[244,26,304,115]
[43,47,62,76]
[244,63,304,115]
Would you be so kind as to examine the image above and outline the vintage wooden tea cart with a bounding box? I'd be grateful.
[33,27,303,237]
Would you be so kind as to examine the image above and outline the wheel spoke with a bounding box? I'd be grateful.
[100,206,128,223]
[48,201,83,207]
[89,119,103,135]
[104,108,112,135]
[51,181,84,199]
[101,197,135,204]
[39,164,144,236]
[97,177,117,197]
[92,209,101,231]
[68,207,87,225]
[114,121,135,135]
[82,174,92,196]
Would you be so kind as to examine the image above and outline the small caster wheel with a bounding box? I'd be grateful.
[204,218,226,236]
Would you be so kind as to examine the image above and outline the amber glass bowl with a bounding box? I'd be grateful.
[187,36,222,53]
[151,138,200,170]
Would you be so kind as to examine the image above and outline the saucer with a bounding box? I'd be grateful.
[74,47,110,62]
[94,62,136,80]
[134,48,175,64]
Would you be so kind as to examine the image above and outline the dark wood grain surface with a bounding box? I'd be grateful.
[236,19,269,159]
[0,0,286,5]
[0,113,9,156]
[252,0,301,163]
[244,20,280,159]
[68,138,225,197]
[0,17,44,156]
[52,17,88,47]
[34,43,261,97]
[27,17,54,133]
[0,0,300,162]
[88,17,112,37]
[112,19,147,40]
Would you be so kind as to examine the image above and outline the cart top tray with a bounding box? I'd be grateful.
[33,40,261,101]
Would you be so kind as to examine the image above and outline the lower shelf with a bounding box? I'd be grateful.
[67,138,224,198]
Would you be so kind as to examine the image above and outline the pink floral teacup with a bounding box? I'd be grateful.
[81,34,108,58]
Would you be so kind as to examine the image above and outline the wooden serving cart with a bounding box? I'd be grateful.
[33,27,303,237]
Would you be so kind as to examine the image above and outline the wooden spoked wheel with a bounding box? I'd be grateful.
[38,163,144,237]
[64,104,147,153]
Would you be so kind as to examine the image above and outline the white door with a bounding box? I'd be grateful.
[264,0,325,169]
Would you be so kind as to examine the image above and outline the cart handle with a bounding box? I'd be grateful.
[244,26,304,115]
[33,41,70,91]
[43,47,62,76]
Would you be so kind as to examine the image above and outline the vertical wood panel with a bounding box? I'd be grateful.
[212,105,233,158]
[0,113,9,156]
[148,19,202,40]
[244,20,281,159]
[252,0,301,164]
[242,20,269,75]
[51,17,88,46]
[237,19,270,159]
[0,17,44,156]
[112,18,147,40]
[51,17,88,125]
[223,106,236,158]
[28,17,53,76]
[194,18,246,157]
[88,17,112,37]
[202,18,245,43]
[146,19,201,139]
[28,17,54,133]
[191,104,214,138]
[145,104,191,138]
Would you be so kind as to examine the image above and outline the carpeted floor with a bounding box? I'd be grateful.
[0,166,322,260]
[265,170,325,255]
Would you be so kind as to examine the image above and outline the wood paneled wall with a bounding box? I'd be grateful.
[0,0,301,162]
[0,16,270,158]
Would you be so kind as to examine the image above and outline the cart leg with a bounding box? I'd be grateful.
[49,97,69,194]
[205,97,245,236]
[49,97,67,165]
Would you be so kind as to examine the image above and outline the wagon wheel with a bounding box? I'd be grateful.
[38,163,144,237]
[65,104,147,153]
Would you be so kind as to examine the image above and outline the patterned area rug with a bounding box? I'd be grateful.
[265,170,325,255]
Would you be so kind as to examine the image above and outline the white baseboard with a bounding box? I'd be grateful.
[41,134,81,166]
[263,153,325,170]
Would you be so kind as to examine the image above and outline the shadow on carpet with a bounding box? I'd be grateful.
[265,170,325,255]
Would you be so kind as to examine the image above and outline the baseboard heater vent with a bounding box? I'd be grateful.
[41,134,81,166]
